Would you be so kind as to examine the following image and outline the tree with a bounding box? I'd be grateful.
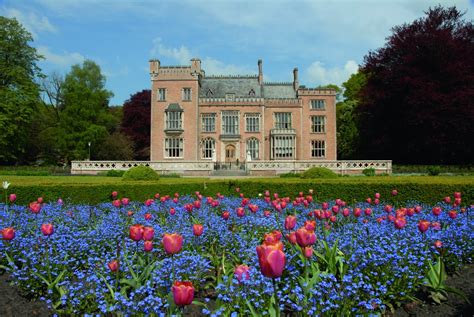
[356,6,474,164]
[121,90,151,160]
[95,132,134,160]
[59,60,115,161]
[0,17,43,163]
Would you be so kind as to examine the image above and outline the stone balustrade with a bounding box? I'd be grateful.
[71,160,392,176]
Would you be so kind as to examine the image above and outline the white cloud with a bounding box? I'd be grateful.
[305,60,358,87]
[0,6,56,38]
[150,38,253,75]
[37,46,85,68]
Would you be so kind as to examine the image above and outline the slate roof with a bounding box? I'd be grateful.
[199,77,261,98]
[199,77,297,99]
[165,103,183,112]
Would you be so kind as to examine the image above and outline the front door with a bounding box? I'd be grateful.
[225,144,236,163]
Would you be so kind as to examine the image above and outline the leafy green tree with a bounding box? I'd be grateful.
[95,132,134,160]
[0,17,43,163]
[59,60,114,161]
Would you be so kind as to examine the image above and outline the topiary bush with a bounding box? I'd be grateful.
[300,167,338,179]
[363,168,376,177]
[279,172,301,178]
[427,166,441,176]
[122,165,159,181]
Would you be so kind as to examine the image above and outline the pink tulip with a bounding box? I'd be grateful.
[41,223,54,236]
[417,220,430,233]
[256,244,285,278]
[193,224,204,237]
[8,194,16,203]
[222,211,230,220]
[394,217,407,230]
[303,246,313,258]
[143,226,155,241]
[234,264,250,282]
[108,259,119,272]
[284,215,296,231]
[162,233,183,254]
[144,240,153,252]
[1,227,15,240]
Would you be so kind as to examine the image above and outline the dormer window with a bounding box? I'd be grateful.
[206,89,213,97]
[248,89,256,96]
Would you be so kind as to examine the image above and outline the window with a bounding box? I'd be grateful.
[310,99,325,110]
[201,113,216,132]
[165,137,183,158]
[201,137,215,159]
[221,110,239,135]
[182,88,192,101]
[166,111,182,130]
[245,113,260,132]
[206,89,213,97]
[246,138,259,160]
[274,112,292,129]
[272,135,295,159]
[311,115,326,133]
[311,140,325,158]
[158,88,166,101]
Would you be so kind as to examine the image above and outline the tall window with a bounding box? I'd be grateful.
[310,99,325,110]
[311,140,325,158]
[182,88,192,101]
[165,138,183,158]
[246,138,259,160]
[272,135,295,159]
[311,115,326,133]
[158,88,166,101]
[274,112,292,129]
[201,137,215,159]
[201,113,216,132]
[221,111,239,135]
[166,111,182,130]
[245,113,260,132]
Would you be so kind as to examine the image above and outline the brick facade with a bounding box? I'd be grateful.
[149,59,337,162]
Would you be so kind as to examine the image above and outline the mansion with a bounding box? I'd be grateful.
[149,58,337,163]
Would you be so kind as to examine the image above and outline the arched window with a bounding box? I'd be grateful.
[201,137,216,159]
[246,137,259,160]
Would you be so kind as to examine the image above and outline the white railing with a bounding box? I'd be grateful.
[71,160,391,175]
[246,160,392,175]
[71,161,214,175]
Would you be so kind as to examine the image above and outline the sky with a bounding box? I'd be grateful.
[1,0,473,106]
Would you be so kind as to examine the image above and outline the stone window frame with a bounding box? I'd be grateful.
[274,112,292,129]
[201,113,216,133]
[164,137,184,158]
[271,135,295,159]
[165,111,183,130]
[245,113,261,132]
[221,110,240,135]
[158,88,167,101]
[246,137,260,160]
[310,115,326,133]
[311,140,325,158]
[182,88,192,101]
[310,99,326,110]
[201,137,216,159]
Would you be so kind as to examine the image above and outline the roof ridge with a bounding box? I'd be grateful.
[264,82,293,85]
[205,75,258,79]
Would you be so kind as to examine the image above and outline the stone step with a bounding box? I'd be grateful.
[211,170,248,176]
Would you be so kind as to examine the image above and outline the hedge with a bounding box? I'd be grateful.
[5,179,474,206]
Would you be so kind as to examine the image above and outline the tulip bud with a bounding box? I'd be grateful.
[129,224,144,241]
[111,191,118,198]
[1,227,15,240]
[37,197,44,204]
[144,240,153,252]
[434,240,443,248]
[107,259,119,272]
[172,281,194,306]
[234,264,250,283]
[284,215,296,231]
[222,211,230,220]
[193,224,204,237]
[303,246,313,258]
[394,217,407,230]
[417,220,430,233]
[169,208,176,215]
[8,194,16,203]
[144,213,152,220]
[41,223,54,236]
[391,189,398,196]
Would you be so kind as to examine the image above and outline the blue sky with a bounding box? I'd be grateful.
[2,0,472,105]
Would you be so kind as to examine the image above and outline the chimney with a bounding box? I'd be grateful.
[149,59,160,73]
[293,67,299,90]
[191,58,201,73]
[258,59,263,84]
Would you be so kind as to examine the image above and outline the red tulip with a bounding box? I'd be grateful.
[286,231,297,244]
[29,202,41,214]
[263,230,283,247]
[454,197,461,206]
[374,199,380,205]
[193,200,201,209]
[222,211,230,220]
[112,199,121,208]
[431,221,441,230]
[295,227,316,247]
[145,199,153,207]
[129,224,144,241]
[37,197,43,204]
[111,191,118,198]
[169,208,176,215]
[172,281,194,306]
[162,233,183,254]
[406,208,415,217]
[1,227,15,240]
[417,220,430,233]
[256,244,286,278]
[303,246,313,258]
[444,196,451,204]
[284,215,296,231]
[454,192,461,199]
[342,208,350,217]
[8,194,16,203]
[391,189,398,196]
[335,199,342,206]
[432,207,442,216]
[248,204,258,213]
[236,207,245,217]
[142,226,154,240]
[304,220,316,231]
[329,215,337,223]
[127,211,134,217]
[332,205,339,214]
[353,208,361,217]
[321,202,329,210]
[144,240,153,252]
[374,192,381,199]
[366,197,372,204]
[415,206,422,213]
[264,210,271,217]
[234,264,250,282]
[144,213,152,221]
[364,208,372,216]
[448,210,457,219]
[41,223,54,236]
[394,217,406,230]
[107,259,119,272]
[193,224,203,237]
[434,240,443,248]
[154,193,160,199]
[121,198,129,206]
[384,205,393,213]
[174,192,180,198]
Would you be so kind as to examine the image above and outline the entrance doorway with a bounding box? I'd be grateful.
[225,144,236,163]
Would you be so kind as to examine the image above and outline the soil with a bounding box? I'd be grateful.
[0,265,473,316]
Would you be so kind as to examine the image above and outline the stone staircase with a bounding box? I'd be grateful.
[210,169,248,176]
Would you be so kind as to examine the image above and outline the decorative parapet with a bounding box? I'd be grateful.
[265,98,301,104]
[297,89,336,96]
[71,161,213,175]
[199,97,264,103]
[246,160,392,175]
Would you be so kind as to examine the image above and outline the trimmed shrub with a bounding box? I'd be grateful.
[122,166,159,181]
[106,170,126,177]
[301,167,338,179]
[280,172,301,178]
[160,173,181,178]
[363,168,376,177]
[427,166,441,176]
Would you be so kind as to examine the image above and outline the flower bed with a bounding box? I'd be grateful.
[0,189,473,315]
